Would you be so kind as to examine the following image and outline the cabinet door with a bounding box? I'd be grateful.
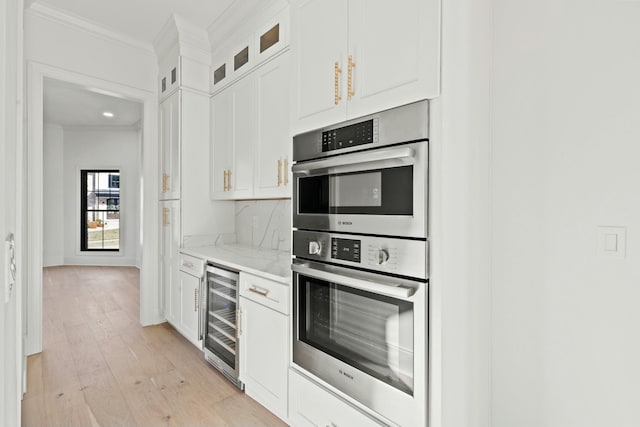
[346,0,440,118]
[179,270,201,346]
[291,0,348,134]
[254,52,291,199]
[240,296,288,421]
[159,91,181,200]
[229,75,255,199]
[210,89,233,200]
[160,200,180,326]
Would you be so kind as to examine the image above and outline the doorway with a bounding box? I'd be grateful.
[26,62,162,356]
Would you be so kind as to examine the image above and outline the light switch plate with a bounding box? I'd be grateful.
[597,226,626,258]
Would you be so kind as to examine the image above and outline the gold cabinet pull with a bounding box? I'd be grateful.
[284,158,289,186]
[223,170,228,191]
[334,61,342,105]
[194,288,198,312]
[162,173,169,192]
[348,55,356,100]
[277,159,282,187]
[162,207,169,226]
[227,170,232,190]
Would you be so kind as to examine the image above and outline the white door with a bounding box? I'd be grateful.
[159,91,181,200]
[346,0,440,118]
[254,52,291,198]
[210,90,233,200]
[230,75,255,198]
[291,0,348,134]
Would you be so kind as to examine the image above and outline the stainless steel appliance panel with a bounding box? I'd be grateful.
[293,230,428,280]
[292,140,428,238]
[292,259,428,426]
[293,100,429,162]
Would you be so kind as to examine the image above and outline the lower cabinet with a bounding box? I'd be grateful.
[160,200,180,326]
[239,272,289,422]
[178,269,202,347]
[289,370,387,427]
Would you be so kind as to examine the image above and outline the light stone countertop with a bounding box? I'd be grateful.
[180,244,292,285]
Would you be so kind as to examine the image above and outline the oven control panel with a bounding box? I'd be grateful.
[321,118,379,152]
[294,230,428,280]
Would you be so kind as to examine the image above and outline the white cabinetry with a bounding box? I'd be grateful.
[239,273,289,422]
[289,370,388,427]
[254,52,291,198]
[211,51,291,201]
[178,269,201,345]
[159,90,180,200]
[291,0,440,134]
[160,200,180,326]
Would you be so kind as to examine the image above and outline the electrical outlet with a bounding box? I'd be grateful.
[597,226,626,258]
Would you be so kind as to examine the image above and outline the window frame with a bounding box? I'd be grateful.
[80,169,121,252]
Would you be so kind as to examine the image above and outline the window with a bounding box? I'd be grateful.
[81,170,120,251]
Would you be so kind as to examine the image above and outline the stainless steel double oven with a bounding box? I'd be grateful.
[292,101,429,426]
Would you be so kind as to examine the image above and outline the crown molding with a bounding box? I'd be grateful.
[153,14,211,66]
[26,3,155,53]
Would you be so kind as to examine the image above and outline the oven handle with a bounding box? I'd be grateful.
[291,146,415,175]
[292,263,417,299]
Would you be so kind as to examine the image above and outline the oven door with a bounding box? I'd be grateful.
[292,260,427,426]
[292,141,428,238]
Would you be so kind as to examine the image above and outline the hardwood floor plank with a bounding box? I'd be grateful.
[24,266,287,427]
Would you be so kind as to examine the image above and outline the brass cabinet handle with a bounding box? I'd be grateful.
[284,158,289,186]
[162,173,169,192]
[227,170,232,190]
[348,55,356,101]
[277,159,282,187]
[334,61,342,105]
[194,288,198,312]
[223,170,228,191]
[162,207,169,226]
[249,286,269,297]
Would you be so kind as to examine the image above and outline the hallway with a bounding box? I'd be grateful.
[21,266,286,427]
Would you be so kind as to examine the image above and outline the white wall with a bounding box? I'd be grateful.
[60,128,141,266]
[42,124,64,266]
[24,8,156,93]
[492,1,640,426]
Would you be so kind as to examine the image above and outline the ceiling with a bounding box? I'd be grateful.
[27,0,237,44]
[44,78,142,127]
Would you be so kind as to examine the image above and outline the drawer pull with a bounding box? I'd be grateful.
[182,260,194,268]
[249,286,269,297]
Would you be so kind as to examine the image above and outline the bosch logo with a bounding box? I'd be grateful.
[338,221,353,226]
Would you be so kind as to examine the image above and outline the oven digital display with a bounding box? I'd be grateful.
[322,119,376,152]
[331,238,361,263]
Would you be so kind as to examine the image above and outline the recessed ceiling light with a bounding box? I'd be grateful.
[103,112,114,118]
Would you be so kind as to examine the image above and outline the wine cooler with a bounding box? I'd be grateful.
[204,264,243,389]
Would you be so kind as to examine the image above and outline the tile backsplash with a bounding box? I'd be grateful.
[235,199,291,251]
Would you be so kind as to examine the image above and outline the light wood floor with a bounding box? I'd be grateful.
[22,265,287,427]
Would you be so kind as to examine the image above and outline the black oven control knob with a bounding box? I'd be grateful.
[309,241,322,255]
[377,249,390,265]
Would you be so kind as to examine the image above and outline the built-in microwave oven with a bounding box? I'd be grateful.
[292,101,429,239]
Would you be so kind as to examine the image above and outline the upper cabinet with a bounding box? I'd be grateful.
[211,51,291,201]
[210,6,290,94]
[291,0,441,134]
[159,90,181,200]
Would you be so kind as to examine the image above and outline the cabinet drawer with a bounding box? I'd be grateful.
[239,272,289,314]
[289,370,388,427]
[178,252,204,276]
